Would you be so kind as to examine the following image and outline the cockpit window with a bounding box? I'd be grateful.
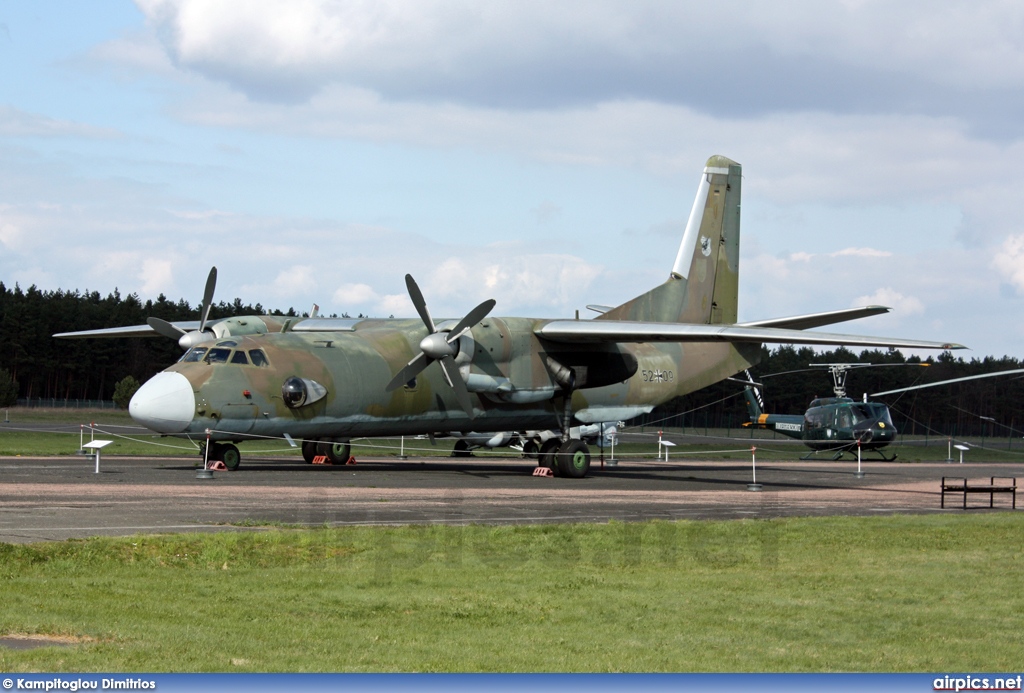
[205,348,231,364]
[230,350,249,365]
[180,347,208,363]
[249,349,269,367]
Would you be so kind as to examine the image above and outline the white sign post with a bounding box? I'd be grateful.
[748,445,762,491]
[82,440,113,474]
[660,440,676,461]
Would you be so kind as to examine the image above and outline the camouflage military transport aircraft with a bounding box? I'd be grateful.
[55,156,964,476]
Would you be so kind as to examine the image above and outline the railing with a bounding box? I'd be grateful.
[15,398,117,409]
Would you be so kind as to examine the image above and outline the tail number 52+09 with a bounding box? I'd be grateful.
[641,369,674,383]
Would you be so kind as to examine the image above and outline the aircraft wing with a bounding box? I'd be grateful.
[53,321,204,339]
[535,320,965,350]
[737,305,890,330]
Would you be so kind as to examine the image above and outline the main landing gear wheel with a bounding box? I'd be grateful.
[317,440,351,464]
[452,439,473,457]
[301,440,318,463]
[219,443,241,470]
[538,438,561,471]
[522,440,539,459]
[555,440,591,479]
[208,443,241,470]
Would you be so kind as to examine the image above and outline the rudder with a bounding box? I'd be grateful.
[599,155,741,324]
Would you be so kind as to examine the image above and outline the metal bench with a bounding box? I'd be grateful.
[941,477,1016,509]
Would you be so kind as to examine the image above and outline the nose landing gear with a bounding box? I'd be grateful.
[201,442,241,470]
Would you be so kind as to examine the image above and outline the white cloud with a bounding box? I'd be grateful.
[424,253,603,312]
[992,234,1024,292]
[332,282,378,305]
[138,258,176,296]
[134,0,1024,105]
[0,106,120,139]
[830,247,893,258]
[852,287,925,315]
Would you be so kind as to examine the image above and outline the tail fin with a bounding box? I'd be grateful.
[743,370,764,421]
[743,386,763,421]
[599,155,741,324]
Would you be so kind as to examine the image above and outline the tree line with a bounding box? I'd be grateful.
[1,281,1021,437]
[0,282,293,403]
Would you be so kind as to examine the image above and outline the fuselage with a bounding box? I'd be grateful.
[128,316,759,443]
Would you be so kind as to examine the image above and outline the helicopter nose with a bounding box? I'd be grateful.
[129,372,195,433]
[855,428,874,443]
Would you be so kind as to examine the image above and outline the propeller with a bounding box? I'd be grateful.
[147,267,219,350]
[385,274,496,417]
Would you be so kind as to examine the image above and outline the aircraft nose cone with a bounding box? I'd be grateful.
[129,371,195,433]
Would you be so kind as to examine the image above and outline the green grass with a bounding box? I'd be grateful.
[3,410,1021,461]
[1,514,1022,671]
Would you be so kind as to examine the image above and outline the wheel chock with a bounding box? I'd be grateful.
[312,455,331,465]
[208,461,227,471]
[533,467,553,477]
[345,456,357,465]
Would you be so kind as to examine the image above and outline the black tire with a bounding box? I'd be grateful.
[220,443,241,471]
[317,440,351,464]
[452,439,473,457]
[522,440,539,459]
[538,438,562,471]
[301,439,318,463]
[555,440,590,478]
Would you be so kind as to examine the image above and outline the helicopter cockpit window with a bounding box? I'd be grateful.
[249,350,269,367]
[858,403,893,426]
[837,408,852,428]
[205,348,231,364]
[850,405,877,424]
[230,350,249,365]
[180,347,208,363]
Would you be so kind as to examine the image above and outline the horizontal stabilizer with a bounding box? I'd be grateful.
[535,320,965,351]
[739,306,890,331]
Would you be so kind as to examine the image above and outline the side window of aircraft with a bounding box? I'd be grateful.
[249,350,269,367]
[837,408,852,428]
[180,347,208,363]
[205,348,231,364]
[230,350,249,365]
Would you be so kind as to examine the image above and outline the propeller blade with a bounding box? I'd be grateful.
[447,299,497,344]
[147,317,187,340]
[198,267,217,333]
[440,356,475,417]
[405,274,435,334]
[385,352,430,392]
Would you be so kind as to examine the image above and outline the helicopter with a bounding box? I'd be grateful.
[740,362,1024,460]
[741,363,916,460]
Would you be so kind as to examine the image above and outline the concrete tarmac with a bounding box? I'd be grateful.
[0,453,1020,543]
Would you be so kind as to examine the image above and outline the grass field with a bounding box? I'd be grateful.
[1,514,1022,672]
[3,408,1023,462]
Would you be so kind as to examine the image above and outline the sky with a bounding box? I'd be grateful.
[1,0,1023,357]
